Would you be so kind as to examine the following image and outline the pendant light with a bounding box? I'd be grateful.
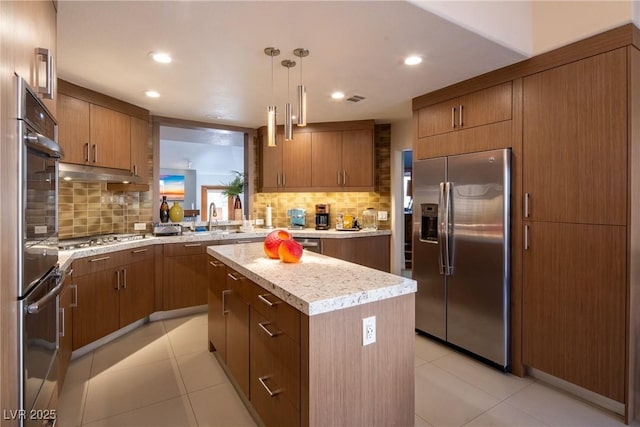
[293,48,309,127]
[264,47,280,147]
[281,59,296,141]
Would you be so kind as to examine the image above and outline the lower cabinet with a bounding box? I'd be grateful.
[322,235,390,272]
[59,266,76,389]
[163,242,213,310]
[72,248,155,350]
[207,258,301,426]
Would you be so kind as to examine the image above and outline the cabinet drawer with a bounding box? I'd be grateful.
[122,246,154,263]
[226,268,252,303]
[164,241,213,256]
[74,251,123,276]
[249,283,300,343]
[251,313,301,422]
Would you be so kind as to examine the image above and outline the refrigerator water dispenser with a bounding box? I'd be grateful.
[420,203,438,242]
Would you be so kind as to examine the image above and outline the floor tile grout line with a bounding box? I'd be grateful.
[78,350,96,426]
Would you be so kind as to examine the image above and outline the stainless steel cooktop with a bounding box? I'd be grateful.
[58,233,145,250]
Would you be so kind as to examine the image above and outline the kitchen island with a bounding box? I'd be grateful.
[207,242,416,427]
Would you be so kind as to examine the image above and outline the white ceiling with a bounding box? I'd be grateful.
[56,1,527,130]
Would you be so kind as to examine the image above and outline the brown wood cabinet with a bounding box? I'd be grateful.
[259,121,374,192]
[260,130,312,191]
[59,266,75,390]
[417,82,512,138]
[57,81,150,173]
[207,258,227,358]
[163,241,212,310]
[321,235,390,272]
[522,222,626,402]
[72,249,155,350]
[311,129,374,190]
[522,48,627,226]
[130,116,149,184]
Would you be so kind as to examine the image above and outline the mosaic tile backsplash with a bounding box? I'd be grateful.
[59,181,153,239]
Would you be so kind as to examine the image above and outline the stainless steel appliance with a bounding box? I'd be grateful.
[297,237,322,253]
[59,233,146,250]
[315,204,330,230]
[413,148,510,369]
[17,74,63,426]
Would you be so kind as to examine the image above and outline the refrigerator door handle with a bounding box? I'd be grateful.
[444,182,454,275]
[437,182,446,274]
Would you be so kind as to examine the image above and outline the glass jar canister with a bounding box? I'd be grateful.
[361,207,378,230]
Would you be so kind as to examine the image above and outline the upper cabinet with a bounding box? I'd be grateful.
[260,130,312,191]
[12,1,58,116]
[522,48,627,226]
[311,129,374,190]
[57,80,150,177]
[259,120,375,192]
[417,82,512,138]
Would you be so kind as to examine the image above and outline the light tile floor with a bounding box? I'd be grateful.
[58,312,627,427]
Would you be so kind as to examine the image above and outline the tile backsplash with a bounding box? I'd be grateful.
[58,181,153,239]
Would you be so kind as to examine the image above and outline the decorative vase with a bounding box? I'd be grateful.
[169,201,184,223]
[233,195,243,221]
[160,196,170,223]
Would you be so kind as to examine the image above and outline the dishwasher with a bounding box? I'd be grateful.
[297,238,322,253]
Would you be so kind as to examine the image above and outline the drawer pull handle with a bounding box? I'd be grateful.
[184,243,202,248]
[258,321,280,338]
[132,248,148,254]
[258,293,281,307]
[234,240,253,244]
[258,375,281,397]
[209,260,223,267]
[227,272,244,281]
[89,256,110,262]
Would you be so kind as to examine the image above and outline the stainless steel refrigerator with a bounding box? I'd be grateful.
[413,148,510,369]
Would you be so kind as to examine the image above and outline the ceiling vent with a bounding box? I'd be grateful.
[346,95,365,103]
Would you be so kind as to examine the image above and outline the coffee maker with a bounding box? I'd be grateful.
[315,204,330,230]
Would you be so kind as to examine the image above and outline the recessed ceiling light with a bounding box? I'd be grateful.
[331,92,345,100]
[145,90,160,98]
[404,55,422,66]
[150,52,172,64]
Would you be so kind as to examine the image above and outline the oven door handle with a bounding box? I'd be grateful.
[26,282,63,315]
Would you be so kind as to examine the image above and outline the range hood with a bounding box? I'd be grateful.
[59,162,142,184]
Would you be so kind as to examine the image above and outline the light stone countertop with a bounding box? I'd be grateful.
[207,242,416,316]
[57,227,391,271]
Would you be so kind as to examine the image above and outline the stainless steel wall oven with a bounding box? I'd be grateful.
[16,74,63,427]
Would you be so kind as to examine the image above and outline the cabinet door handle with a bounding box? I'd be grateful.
[123,269,127,289]
[222,289,232,315]
[276,172,280,187]
[451,107,456,128]
[209,260,223,267]
[85,143,91,162]
[258,375,281,397]
[258,293,281,307]
[258,321,280,338]
[227,272,244,281]
[93,144,98,163]
[459,104,463,127]
[70,284,78,308]
[524,225,530,250]
[59,307,65,337]
[343,170,346,185]
[184,243,202,247]
[115,270,120,290]
[282,172,286,186]
[35,47,53,99]
[134,164,138,176]
[337,171,341,185]
[132,248,148,254]
[89,256,110,263]
[524,193,530,218]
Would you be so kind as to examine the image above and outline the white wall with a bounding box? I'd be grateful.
[390,117,414,275]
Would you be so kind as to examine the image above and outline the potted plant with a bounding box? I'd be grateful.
[221,171,247,220]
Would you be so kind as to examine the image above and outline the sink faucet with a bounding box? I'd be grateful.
[208,202,217,230]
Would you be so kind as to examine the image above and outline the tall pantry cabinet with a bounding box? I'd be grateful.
[413,25,640,423]
[0,1,58,423]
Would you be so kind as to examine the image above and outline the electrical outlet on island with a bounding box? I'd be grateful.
[362,316,376,346]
